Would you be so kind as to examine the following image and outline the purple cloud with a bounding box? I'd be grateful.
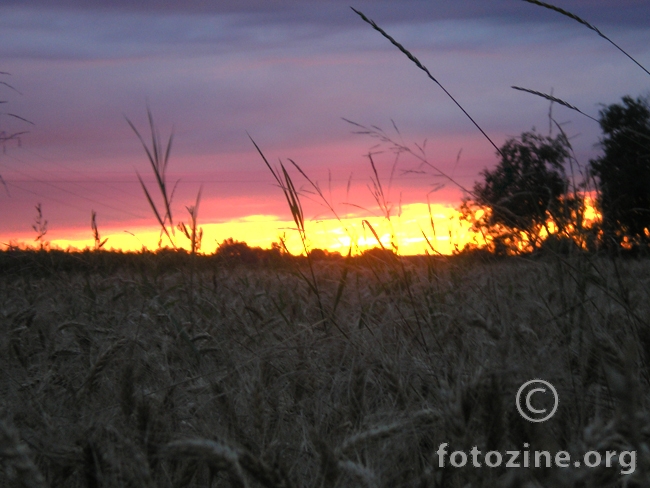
[0,0,648,245]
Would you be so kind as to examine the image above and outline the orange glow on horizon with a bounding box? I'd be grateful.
[3,197,603,256]
[4,203,475,256]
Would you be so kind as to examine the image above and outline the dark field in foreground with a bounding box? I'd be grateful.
[1,251,650,487]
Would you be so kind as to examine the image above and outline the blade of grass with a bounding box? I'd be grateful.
[331,248,352,316]
[0,80,23,95]
[342,118,473,195]
[523,0,650,77]
[127,108,178,248]
[351,7,502,156]
[362,219,386,251]
[126,108,175,229]
[250,135,328,324]
[0,174,9,196]
[136,171,175,248]
[511,86,598,122]
[6,113,34,125]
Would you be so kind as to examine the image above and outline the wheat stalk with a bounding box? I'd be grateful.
[76,338,128,398]
[523,0,650,77]
[511,86,598,122]
[351,7,502,156]
[163,439,247,486]
[161,438,298,488]
[338,408,440,453]
[126,107,178,249]
[0,419,47,488]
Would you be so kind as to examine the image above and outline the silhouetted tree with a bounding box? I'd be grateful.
[589,96,650,249]
[461,130,573,253]
[216,238,260,264]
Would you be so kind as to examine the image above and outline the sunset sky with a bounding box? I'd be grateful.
[1,0,648,254]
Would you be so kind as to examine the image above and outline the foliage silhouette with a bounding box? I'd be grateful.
[461,130,573,254]
[590,96,650,250]
[215,238,287,266]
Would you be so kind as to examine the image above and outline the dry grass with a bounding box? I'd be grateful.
[1,251,649,487]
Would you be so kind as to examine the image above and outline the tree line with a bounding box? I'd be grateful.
[460,95,650,255]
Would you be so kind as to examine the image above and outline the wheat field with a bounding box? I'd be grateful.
[1,250,649,487]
